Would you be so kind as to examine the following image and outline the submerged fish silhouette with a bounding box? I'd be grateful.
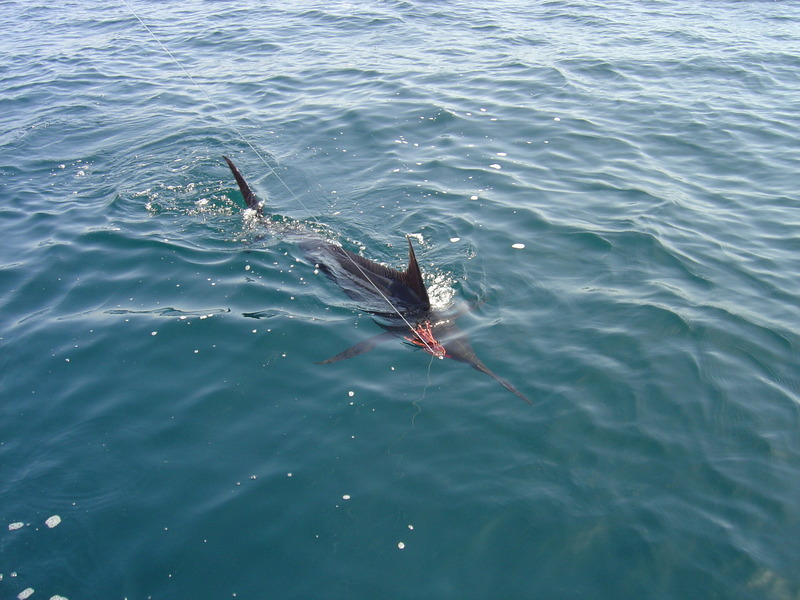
[224,156,531,404]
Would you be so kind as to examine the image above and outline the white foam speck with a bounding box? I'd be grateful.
[470,195,479,200]
[45,515,61,528]
[489,164,502,170]
[8,522,24,530]
[554,116,561,121]
[496,152,507,156]
[449,237,460,243]
[512,243,525,249]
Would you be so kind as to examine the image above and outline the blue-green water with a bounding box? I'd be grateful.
[2,1,799,598]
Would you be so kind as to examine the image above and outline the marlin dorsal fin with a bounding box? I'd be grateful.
[404,237,430,310]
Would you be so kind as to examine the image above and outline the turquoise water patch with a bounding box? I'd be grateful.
[1,1,799,598]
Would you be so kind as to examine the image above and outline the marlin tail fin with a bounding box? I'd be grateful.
[223,156,263,216]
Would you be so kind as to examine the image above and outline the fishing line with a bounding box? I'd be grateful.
[121,0,440,355]
[411,353,436,427]
[120,0,280,186]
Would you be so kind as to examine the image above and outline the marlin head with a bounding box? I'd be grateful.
[405,319,447,359]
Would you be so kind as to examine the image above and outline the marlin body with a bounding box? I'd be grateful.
[224,156,531,404]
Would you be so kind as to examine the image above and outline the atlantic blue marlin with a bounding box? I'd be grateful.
[224,156,531,404]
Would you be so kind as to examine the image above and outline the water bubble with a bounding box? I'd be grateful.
[45,515,61,528]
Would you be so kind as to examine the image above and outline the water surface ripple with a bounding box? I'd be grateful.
[1,1,799,599]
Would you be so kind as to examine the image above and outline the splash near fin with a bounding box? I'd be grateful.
[223,156,263,216]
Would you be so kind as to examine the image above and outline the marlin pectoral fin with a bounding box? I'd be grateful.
[470,361,532,405]
[316,330,397,364]
[437,325,531,404]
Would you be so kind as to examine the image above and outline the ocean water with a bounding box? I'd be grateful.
[1,1,799,598]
